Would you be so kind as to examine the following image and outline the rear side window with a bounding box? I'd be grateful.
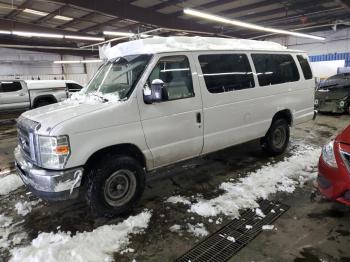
[199,54,255,93]
[0,81,22,93]
[252,54,300,86]
[297,55,313,80]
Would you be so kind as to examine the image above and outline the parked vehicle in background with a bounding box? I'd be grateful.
[0,79,83,112]
[318,124,350,206]
[66,80,84,93]
[14,36,315,217]
[315,73,350,113]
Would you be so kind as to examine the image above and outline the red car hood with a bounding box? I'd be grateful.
[336,125,350,144]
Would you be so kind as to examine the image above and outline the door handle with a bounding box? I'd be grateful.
[18,92,26,96]
[196,112,201,124]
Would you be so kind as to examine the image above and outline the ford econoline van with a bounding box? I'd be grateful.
[14,37,315,216]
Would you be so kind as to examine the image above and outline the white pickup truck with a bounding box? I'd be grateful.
[0,80,83,112]
[15,36,315,217]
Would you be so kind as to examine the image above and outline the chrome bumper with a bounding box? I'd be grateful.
[14,146,83,200]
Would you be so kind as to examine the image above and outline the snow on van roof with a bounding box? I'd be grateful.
[105,36,295,60]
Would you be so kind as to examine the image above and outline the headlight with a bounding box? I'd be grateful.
[322,141,338,168]
[38,135,70,169]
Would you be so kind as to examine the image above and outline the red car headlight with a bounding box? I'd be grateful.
[322,141,338,168]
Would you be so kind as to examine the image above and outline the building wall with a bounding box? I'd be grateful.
[0,48,101,86]
[267,27,350,56]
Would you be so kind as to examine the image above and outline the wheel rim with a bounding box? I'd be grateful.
[272,126,286,149]
[103,169,137,207]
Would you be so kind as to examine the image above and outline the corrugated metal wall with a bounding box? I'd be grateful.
[309,53,350,67]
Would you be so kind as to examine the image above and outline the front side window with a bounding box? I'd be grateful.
[85,54,151,100]
[297,55,313,80]
[199,54,255,93]
[147,56,194,101]
[0,81,22,93]
[252,54,300,86]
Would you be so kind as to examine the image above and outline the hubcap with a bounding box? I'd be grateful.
[103,169,136,207]
[272,126,286,149]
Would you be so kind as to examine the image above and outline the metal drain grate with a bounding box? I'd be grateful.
[176,200,289,262]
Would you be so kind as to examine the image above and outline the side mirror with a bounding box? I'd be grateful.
[143,79,165,104]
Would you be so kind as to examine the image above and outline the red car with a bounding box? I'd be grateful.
[318,124,350,206]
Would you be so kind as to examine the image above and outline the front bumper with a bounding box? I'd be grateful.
[315,99,348,113]
[14,146,83,201]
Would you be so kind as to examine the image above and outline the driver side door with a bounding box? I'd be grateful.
[137,54,204,168]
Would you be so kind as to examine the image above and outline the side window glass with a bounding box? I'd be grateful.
[252,54,300,86]
[148,56,194,101]
[199,54,255,93]
[297,55,313,80]
[0,81,22,93]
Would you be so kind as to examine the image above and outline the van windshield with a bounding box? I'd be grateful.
[84,54,151,100]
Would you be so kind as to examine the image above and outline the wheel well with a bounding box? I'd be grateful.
[272,109,293,126]
[85,144,146,170]
[33,95,57,107]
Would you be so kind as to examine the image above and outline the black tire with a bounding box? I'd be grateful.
[261,118,290,156]
[86,155,145,217]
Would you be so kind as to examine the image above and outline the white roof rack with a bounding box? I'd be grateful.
[105,36,294,60]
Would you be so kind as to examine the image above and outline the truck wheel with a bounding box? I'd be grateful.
[34,100,52,108]
[87,155,145,217]
[261,118,290,156]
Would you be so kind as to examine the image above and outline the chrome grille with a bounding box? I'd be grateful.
[17,116,40,162]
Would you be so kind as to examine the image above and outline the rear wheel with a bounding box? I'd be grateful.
[86,155,145,217]
[261,118,290,156]
[34,99,54,108]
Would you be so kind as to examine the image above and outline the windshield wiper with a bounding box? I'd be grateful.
[91,93,108,102]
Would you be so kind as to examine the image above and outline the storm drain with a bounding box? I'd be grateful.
[176,200,289,262]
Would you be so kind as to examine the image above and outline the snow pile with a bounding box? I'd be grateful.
[169,224,181,233]
[0,214,14,249]
[166,195,191,205]
[166,143,320,219]
[106,36,287,60]
[15,200,41,216]
[188,144,319,218]
[262,225,275,230]
[0,174,23,195]
[10,210,152,262]
[219,234,235,243]
[187,223,209,237]
[63,91,120,105]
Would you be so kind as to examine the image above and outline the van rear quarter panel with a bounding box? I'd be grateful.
[192,51,314,154]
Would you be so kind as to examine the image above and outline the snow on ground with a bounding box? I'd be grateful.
[15,200,41,216]
[166,195,191,205]
[187,223,209,237]
[166,143,320,219]
[169,224,181,233]
[10,210,152,262]
[0,174,23,196]
[262,225,275,230]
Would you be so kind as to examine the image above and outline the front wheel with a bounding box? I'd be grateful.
[261,118,290,156]
[86,155,145,217]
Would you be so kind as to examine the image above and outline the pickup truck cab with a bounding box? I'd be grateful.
[0,79,83,113]
[15,37,315,217]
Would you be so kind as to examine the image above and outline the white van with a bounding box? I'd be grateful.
[14,37,315,217]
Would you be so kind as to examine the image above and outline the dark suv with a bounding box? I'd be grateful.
[315,73,350,113]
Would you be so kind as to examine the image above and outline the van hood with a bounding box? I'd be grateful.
[22,101,107,135]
